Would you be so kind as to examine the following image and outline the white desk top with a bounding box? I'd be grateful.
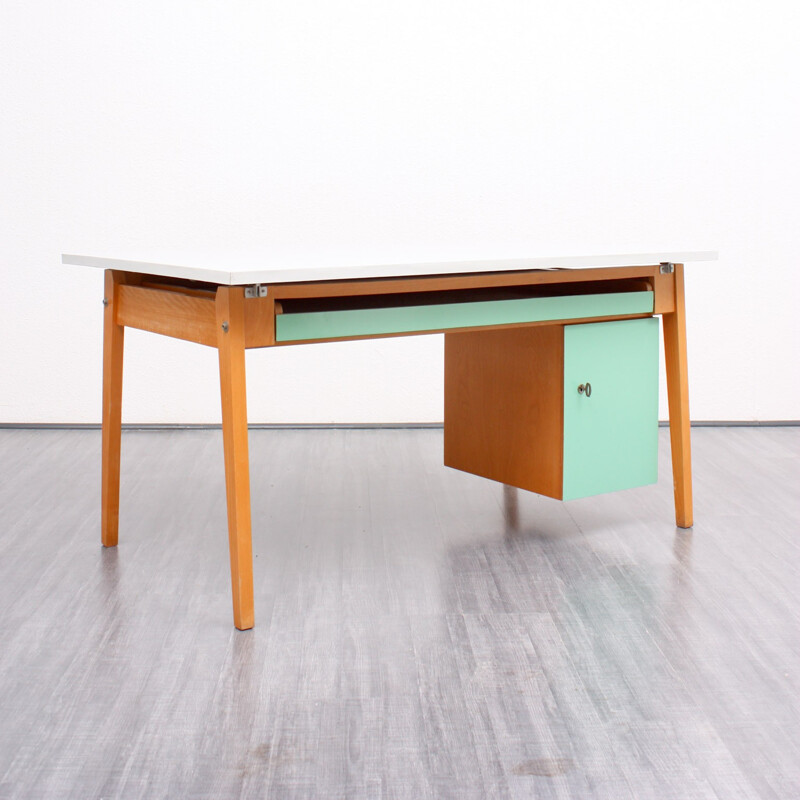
[62,251,717,285]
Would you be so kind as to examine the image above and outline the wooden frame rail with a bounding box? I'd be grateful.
[109,264,677,350]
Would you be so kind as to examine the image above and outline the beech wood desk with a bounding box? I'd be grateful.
[63,251,717,630]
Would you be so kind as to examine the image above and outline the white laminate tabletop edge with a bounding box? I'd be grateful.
[62,251,718,285]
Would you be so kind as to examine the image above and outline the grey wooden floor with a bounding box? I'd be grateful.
[0,427,798,799]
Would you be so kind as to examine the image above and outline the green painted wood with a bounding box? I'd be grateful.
[562,318,659,500]
[275,291,654,342]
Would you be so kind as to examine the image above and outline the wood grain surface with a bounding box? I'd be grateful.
[116,284,217,347]
[662,264,693,527]
[444,325,565,498]
[100,269,131,548]
[216,287,255,630]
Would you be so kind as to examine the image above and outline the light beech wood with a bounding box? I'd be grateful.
[652,269,676,314]
[270,265,663,300]
[272,274,655,303]
[215,287,255,630]
[101,270,134,547]
[139,280,216,299]
[444,325,565,499]
[117,284,217,346]
[243,293,276,348]
[662,264,693,528]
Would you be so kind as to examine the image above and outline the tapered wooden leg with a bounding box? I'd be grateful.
[101,270,125,547]
[662,263,693,528]
[216,287,255,630]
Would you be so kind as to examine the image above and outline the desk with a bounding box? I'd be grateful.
[63,250,716,629]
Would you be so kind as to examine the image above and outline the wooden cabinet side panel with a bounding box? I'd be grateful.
[444,326,564,499]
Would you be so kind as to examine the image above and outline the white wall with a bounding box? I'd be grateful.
[2,0,798,424]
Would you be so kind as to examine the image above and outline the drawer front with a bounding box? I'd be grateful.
[562,318,659,500]
[276,290,654,342]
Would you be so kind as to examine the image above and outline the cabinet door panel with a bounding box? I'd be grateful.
[562,318,659,500]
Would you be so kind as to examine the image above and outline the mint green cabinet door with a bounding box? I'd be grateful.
[562,318,659,500]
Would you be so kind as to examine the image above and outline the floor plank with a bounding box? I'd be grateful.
[0,427,798,799]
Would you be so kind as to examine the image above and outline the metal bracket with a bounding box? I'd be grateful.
[659,262,675,274]
[244,284,268,299]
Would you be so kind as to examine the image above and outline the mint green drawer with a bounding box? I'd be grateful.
[276,290,654,342]
[562,317,659,500]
